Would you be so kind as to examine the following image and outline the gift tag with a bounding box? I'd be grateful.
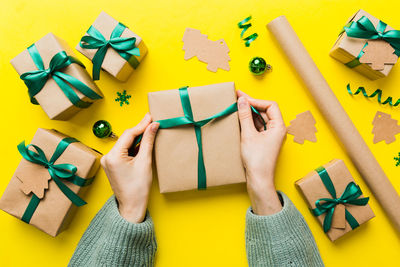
[331,203,346,229]
[182,28,231,72]
[372,111,400,144]
[359,40,398,70]
[15,161,51,199]
[287,110,317,144]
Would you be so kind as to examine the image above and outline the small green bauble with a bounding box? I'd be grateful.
[93,120,117,139]
[249,57,272,75]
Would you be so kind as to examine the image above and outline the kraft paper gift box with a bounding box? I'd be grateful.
[295,159,375,241]
[148,82,246,193]
[330,9,399,80]
[0,128,102,236]
[76,11,148,81]
[11,33,103,120]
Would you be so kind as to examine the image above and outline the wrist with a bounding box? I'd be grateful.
[246,175,282,216]
[117,197,148,223]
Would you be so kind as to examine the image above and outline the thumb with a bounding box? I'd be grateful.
[237,97,256,136]
[137,122,159,159]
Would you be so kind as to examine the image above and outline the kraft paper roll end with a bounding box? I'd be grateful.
[267,15,400,233]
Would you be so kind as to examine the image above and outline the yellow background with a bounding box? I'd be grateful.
[0,0,399,266]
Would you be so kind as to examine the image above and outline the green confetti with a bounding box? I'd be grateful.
[238,16,258,47]
[347,84,400,107]
[394,152,400,167]
[115,90,131,107]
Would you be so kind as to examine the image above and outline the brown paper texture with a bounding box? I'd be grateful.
[268,15,400,233]
[10,33,102,120]
[76,11,148,81]
[0,128,102,236]
[329,9,398,80]
[182,28,230,72]
[148,82,245,193]
[296,159,375,241]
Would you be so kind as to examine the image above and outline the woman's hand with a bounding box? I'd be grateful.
[100,114,159,223]
[237,91,286,215]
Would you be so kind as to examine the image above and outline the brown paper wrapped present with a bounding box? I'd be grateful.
[76,11,148,81]
[295,159,375,241]
[330,9,399,80]
[11,33,103,120]
[148,82,245,193]
[0,128,102,236]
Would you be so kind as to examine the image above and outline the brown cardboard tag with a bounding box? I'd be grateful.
[372,111,400,144]
[287,110,317,144]
[15,159,51,199]
[359,40,398,70]
[331,204,346,229]
[182,28,230,72]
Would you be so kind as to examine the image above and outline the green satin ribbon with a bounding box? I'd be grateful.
[79,22,141,80]
[343,16,400,68]
[133,86,266,189]
[20,44,102,108]
[347,84,400,107]
[18,137,94,223]
[238,16,258,47]
[312,166,369,233]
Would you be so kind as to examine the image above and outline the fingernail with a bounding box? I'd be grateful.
[151,122,159,132]
[238,97,247,108]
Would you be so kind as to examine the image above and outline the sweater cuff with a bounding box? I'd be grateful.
[103,195,156,249]
[246,191,304,236]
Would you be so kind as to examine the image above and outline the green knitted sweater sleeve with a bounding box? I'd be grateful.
[68,195,157,267]
[245,191,324,267]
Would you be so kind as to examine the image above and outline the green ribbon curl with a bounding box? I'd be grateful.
[18,137,94,223]
[133,86,266,189]
[20,44,102,108]
[238,16,258,47]
[342,16,400,68]
[312,166,369,233]
[79,23,141,80]
[347,84,400,107]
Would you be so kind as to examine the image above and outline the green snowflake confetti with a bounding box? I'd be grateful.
[115,90,131,106]
[394,152,400,167]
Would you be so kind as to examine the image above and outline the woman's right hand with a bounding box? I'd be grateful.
[237,91,287,215]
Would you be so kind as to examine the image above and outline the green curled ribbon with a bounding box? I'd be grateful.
[312,166,369,233]
[133,86,266,189]
[20,44,102,108]
[79,22,141,80]
[18,137,95,223]
[342,16,400,68]
[347,84,400,107]
[238,16,258,47]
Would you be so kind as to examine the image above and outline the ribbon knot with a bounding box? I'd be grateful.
[19,44,102,108]
[17,137,95,224]
[79,22,141,80]
[312,166,369,233]
[344,16,400,56]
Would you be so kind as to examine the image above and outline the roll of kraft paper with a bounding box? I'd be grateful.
[267,16,400,232]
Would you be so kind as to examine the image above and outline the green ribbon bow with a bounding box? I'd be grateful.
[17,137,94,223]
[79,22,141,80]
[134,86,266,189]
[312,166,369,233]
[20,44,102,108]
[343,16,400,68]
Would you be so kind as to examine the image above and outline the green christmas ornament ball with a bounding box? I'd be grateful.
[249,57,272,75]
[93,120,115,139]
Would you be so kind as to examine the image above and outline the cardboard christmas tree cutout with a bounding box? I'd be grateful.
[359,40,398,70]
[287,110,317,144]
[182,28,230,72]
[372,111,400,144]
